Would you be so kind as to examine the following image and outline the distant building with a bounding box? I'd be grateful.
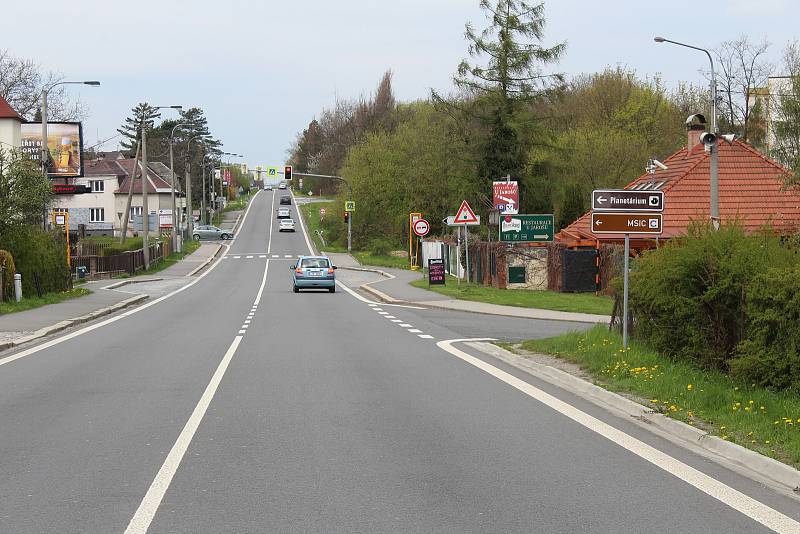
[748,76,797,154]
[0,95,23,150]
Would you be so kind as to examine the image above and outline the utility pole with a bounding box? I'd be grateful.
[118,141,141,243]
[185,157,193,239]
[141,126,150,269]
[201,155,207,225]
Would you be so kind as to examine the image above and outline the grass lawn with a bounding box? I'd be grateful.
[0,288,91,314]
[409,279,613,315]
[298,201,346,254]
[352,252,410,270]
[519,325,800,468]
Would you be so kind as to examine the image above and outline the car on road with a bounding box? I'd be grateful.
[277,207,291,219]
[290,256,336,292]
[192,225,232,240]
[279,219,296,232]
[279,195,292,205]
[279,182,287,189]
[264,184,273,191]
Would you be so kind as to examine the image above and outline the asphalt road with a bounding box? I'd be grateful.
[1,189,799,533]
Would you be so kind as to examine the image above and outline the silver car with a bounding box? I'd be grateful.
[192,225,232,240]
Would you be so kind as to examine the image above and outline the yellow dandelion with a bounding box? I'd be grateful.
[687,384,693,390]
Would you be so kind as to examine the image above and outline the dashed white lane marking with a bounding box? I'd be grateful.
[244,320,251,324]
[246,255,253,259]
[368,304,377,307]
[418,334,434,339]
[238,330,245,334]
[437,339,800,534]
[373,308,383,311]
[242,325,249,329]
[377,312,389,315]
[399,324,413,328]
[259,255,267,258]
[391,319,403,323]
[233,256,241,259]
[271,255,279,258]
[408,329,422,333]
[384,315,396,319]
[284,255,292,258]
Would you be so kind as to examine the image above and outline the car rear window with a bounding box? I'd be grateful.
[301,258,330,268]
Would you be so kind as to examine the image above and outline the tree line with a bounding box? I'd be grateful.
[287,0,799,252]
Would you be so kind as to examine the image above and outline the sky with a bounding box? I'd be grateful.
[1,0,796,169]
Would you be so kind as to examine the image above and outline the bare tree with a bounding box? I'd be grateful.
[0,49,85,121]
[713,36,772,141]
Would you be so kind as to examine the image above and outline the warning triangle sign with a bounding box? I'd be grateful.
[454,200,479,224]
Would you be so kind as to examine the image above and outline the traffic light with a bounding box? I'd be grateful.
[344,212,350,224]
[284,165,292,181]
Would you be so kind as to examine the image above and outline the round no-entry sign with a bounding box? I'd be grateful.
[413,218,430,237]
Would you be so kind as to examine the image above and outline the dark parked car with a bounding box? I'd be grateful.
[280,195,292,205]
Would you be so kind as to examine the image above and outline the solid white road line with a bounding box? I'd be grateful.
[436,338,800,534]
[123,337,243,534]
[267,190,275,254]
[293,188,316,255]
[126,258,272,533]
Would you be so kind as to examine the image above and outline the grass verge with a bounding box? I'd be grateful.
[409,279,613,315]
[298,201,346,253]
[142,239,202,276]
[520,325,800,468]
[352,252,409,270]
[0,288,91,314]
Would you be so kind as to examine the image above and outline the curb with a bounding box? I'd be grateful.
[359,283,407,305]
[419,299,610,325]
[0,294,149,352]
[104,278,163,290]
[186,244,223,277]
[468,341,800,494]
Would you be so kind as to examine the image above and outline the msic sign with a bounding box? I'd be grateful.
[591,212,663,234]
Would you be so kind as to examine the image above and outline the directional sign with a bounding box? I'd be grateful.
[591,212,663,234]
[345,201,355,212]
[413,218,430,237]
[592,189,664,212]
[453,200,479,225]
[499,214,554,242]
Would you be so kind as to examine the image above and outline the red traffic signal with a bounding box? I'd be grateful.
[344,212,350,223]
[284,165,293,181]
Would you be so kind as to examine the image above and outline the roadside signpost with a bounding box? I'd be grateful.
[409,212,422,270]
[493,180,519,214]
[592,190,664,212]
[499,214,554,243]
[52,211,70,267]
[428,258,445,286]
[344,200,355,212]
[592,189,665,349]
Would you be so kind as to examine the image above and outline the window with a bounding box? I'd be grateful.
[130,206,143,218]
[90,208,105,222]
[52,207,68,215]
[91,180,104,192]
[301,258,330,268]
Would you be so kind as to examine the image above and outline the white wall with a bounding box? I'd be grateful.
[50,175,118,231]
[0,118,21,149]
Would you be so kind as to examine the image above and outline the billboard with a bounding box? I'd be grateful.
[20,122,84,178]
[493,181,519,214]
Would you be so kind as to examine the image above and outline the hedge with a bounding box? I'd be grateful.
[0,226,71,295]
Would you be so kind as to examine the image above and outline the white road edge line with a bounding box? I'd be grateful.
[436,338,800,534]
[267,189,275,254]
[125,258,271,533]
[0,192,264,369]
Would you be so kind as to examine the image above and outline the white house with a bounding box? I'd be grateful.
[0,95,22,150]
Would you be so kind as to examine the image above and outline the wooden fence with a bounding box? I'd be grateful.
[71,241,171,279]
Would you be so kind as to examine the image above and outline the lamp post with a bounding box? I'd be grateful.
[654,36,719,225]
[169,121,189,252]
[141,106,181,268]
[186,135,206,239]
[40,80,99,228]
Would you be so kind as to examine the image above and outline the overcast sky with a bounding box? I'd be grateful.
[2,0,796,168]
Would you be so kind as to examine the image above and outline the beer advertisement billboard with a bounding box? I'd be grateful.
[20,122,84,178]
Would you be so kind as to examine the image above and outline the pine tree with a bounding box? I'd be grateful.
[117,103,161,150]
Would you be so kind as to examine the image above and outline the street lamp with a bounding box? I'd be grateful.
[654,36,719,225]
[169,121,189,252]
[186,135,206,238]
[141,105,181,268]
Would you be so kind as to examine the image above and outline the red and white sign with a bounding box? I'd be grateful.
[453,200,479,225]
[413,218,430,237]
[493,181,519,214]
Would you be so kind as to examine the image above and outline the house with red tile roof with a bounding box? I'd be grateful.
[558,122,800,249]
[49,157,184,236]
[0,95,23,149]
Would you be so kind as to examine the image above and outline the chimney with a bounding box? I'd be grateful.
[685,113,707,154]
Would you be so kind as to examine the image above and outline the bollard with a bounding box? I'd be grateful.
[14,273,22,302]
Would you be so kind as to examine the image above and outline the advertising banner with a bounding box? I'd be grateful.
[499,214,554,242]
[428,258,445,285]
[20,122,84,178]
[493,181,519,214]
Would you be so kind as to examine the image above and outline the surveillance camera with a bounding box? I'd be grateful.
[700,132,717,146]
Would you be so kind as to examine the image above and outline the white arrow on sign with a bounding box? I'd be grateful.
[596,196,608,204]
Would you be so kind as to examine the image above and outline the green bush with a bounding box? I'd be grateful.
[368,237,394,256]
[628,222,795,372]
[0,249,15,300]
[99,237,144,256]
[0,226,71,295]
[731,265,800,391]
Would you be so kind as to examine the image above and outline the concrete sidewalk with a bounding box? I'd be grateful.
[0,242,223,351]
[338,256,610,325]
